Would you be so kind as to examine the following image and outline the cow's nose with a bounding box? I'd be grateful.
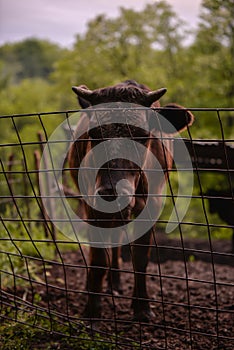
[94,186,134,209]
[94,181,135,212]
[97,188,117,202]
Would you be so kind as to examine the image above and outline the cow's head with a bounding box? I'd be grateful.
[72,80,194,225]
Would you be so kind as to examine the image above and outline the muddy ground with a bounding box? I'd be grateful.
[4,235,234,349]
[32,234,234,349]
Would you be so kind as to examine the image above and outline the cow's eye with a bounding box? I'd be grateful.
[89,137,101,146]
[137,137,148,145]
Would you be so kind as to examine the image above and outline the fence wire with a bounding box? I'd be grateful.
[0,108,234,349]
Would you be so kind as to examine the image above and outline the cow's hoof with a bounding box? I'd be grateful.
[133,308,155,323]
[107,274,122,295]
[106,283,123,295]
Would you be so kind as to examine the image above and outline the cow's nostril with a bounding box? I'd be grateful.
[97,189,117,202]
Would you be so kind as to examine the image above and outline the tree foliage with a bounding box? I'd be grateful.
[0,38,66,83]
[193,0,234,106]
[52,2,189,108]
[0,1,233,118]
[0,0,233,242]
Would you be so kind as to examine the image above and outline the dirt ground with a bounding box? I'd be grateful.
[26,235,233,350]
[4,235,234,349]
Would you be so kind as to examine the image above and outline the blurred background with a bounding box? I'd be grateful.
[0,3,233,348]
[0,0,234,253]
[0,0,233,115]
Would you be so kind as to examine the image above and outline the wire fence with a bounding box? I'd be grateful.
[0,108,234,349]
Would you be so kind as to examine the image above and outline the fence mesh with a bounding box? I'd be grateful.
[0,108,233,349]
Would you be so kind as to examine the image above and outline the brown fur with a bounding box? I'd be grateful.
[68,80,194,321]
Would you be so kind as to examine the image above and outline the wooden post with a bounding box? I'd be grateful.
[34,150,49,239]
[8,153,16,216]
[36,131,56,242]
[22,159,31,229]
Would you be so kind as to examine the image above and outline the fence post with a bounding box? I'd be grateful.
[7,153,16,217]
[34,150,50,239]
[21,159,31,229]
[37,132,57,243]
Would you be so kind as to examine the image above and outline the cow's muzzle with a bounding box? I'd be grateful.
[93,180,135,213]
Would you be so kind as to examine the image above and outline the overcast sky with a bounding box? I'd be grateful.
[0,0,202,47]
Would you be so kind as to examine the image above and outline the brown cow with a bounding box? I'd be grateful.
[68,80,194,321]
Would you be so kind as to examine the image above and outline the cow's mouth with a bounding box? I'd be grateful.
[86,204,133,228]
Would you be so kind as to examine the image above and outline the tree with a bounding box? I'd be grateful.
[194,0,234,106]
[52,1,189,109]
[0,39,66,83]
[0,78,58,115]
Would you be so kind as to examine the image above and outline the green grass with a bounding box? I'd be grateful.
[0,308,134,350]
[0,321,116,349]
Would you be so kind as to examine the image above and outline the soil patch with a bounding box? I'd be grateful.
[36,237,234,349]
[3,236,234,349]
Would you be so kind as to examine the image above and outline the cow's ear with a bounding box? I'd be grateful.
[72,85,92,109]
[154,103,194,134]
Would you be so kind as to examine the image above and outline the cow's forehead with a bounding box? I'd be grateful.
[89,124,149,140]
[89,110,148,127]
[86,102,151,133]
[90,85,150,105]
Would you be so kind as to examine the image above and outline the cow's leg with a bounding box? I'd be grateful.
[107,246,122,293]
[84,247,108,318]
[131,230,153,322]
